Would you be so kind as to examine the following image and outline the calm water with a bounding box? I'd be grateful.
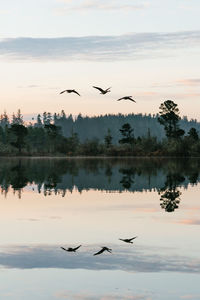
[0,158,200,300]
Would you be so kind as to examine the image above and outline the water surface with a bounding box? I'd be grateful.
[0,158,200,300]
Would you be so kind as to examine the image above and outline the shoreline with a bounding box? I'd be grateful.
[0,155,200,159]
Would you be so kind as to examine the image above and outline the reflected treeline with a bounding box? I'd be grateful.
[0,158,200,212]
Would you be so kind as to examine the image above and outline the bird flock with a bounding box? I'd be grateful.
[60,236,137,256]
[59,88,137,256]
[59,86,136,103]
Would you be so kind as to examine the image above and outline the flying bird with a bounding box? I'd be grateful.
[119,237,137,244]
[60,89,81,96]
[93,246,112,256]
[117,96,136,102]
[61,245,82,252]
[93,86,111,95]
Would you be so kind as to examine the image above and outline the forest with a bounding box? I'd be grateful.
[0,100,200,156]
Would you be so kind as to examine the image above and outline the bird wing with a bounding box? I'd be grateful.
[61,247,67,251]
[129,236,137,241]
[74,245,81,251]
[106,249,112,253]
[117,97,124,101]
[93,86,104,93]
[73,90,81,96]
[106,87,111,91]
[93,248,104,256]
[60,90,67,94]
[129,98,136,102]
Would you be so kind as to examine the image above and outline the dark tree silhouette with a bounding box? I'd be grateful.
[9,124,28,153]
[119,123,135,144]
[158,100,184,139]
[10,162,28,190]
[104,128,113,148]
[188,127,199,141]
[159,173,185,212]
[119,168,135,189]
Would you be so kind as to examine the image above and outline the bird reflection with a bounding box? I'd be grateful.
[119,237,137,244]
[61,245,82,252]
[93,247,112,256]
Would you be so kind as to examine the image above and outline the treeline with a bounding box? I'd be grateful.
[1,109,200,142]
[0,101,200,156]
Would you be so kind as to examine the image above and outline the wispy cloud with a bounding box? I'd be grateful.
[0,31,200,62]
[0,244,200,273]
[152,78,200,88]
[56,0,148,13]
[17,85,42,89]
[178,219,200,225]
[55,290,150,300]
[176,79,200,86]
[180,295,200,300]
[0,10,10,15]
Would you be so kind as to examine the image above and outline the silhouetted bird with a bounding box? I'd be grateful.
[61,245,81,252]
[93,86,111,94]
[117,96,136,102]
[60,89,81,96]
[119,237,137,244]
[93,246,112,256]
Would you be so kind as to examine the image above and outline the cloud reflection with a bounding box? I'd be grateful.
[55,290,150,300]
[0,244,199,273]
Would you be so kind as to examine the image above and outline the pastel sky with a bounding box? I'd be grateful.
[0,0,200,119]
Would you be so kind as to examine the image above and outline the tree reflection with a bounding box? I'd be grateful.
[188,172,199,185]
[159,174,185,212]
[119,168,135,189]
[105,165,112,183]
[10,163,28,190]
[0,158,199,204]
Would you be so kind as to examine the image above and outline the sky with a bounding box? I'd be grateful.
[0,0,200,120]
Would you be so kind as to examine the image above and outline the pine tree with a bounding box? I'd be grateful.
[104,128,112,148]
[119,123,134,144]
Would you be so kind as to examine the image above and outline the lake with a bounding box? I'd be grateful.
[0,158,200,300]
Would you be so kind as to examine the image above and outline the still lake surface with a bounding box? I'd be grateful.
[0,158,200,300]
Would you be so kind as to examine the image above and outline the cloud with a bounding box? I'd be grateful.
[180,295,200,300]
[18,218,40,222]
[0,31,200,62]
[178,219,200,225]
[0,244,200,273]
[55,290,150,300]
[0,10,10,15]
[17,85,41,89]
[176,79,200,86]
[57,0,148,12]
[152,78,200,88]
